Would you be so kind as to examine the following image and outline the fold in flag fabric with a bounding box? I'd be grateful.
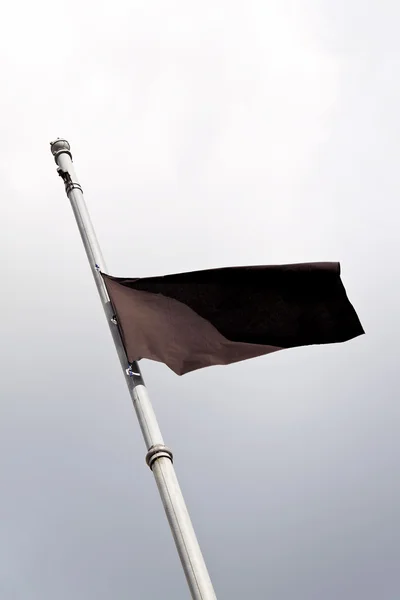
[102,263,364,376]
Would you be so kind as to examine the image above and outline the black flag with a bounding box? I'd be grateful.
[102,262,364,375]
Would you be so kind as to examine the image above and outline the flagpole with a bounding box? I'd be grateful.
[50,139,217,600]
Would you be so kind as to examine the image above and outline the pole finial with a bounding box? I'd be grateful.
[50,138,72,163]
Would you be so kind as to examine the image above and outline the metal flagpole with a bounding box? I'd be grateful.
[50,139,217,600]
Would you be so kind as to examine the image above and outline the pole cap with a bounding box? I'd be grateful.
[50,138,72,162]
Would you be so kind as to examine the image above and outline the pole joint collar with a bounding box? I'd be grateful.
[146,444,174,470]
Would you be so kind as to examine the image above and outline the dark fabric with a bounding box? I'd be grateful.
[102,263,364,375]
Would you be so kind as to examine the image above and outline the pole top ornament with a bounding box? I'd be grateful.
[50,138,72,162]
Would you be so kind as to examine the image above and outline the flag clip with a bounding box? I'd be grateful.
[126,365,140,377]
[111,316,118,325]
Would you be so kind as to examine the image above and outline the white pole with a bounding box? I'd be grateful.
[50,139,217,600]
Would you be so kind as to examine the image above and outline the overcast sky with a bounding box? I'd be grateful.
[1,1,399,598]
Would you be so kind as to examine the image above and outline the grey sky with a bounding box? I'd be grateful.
[1,1,399,598]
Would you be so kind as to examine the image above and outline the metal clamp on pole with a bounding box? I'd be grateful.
[57,169,84,194]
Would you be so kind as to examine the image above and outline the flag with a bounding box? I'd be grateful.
[102,262,364,376]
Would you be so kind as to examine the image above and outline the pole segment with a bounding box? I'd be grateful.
[50,139,217,600]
